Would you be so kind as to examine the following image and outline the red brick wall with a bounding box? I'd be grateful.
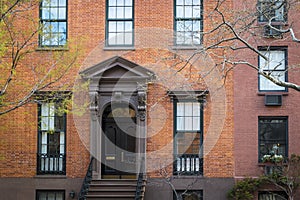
[233,0,300,177]
[0,0,235,179]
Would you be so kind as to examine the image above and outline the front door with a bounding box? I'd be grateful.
[101,105,137,178]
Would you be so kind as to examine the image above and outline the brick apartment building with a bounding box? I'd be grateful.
[0,0,299,200]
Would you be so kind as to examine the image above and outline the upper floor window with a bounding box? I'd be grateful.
[258,0,287,22]
[174,0,203,46]
[40,0,67,47]
[106,0,134,46]
[174,101,203,175]
[258,48,287,91]
[36,190,65,200]
[258,117,288,162]
[37,102,66,175]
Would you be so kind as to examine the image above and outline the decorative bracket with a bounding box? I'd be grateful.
[137,84,147,121]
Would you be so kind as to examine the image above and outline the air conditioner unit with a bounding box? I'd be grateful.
[263,25,282,38]
[265,94,282,106]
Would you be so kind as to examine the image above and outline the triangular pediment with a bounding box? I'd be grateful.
[80,56,154,80]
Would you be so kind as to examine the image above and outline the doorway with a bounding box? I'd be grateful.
[101,104,137,179]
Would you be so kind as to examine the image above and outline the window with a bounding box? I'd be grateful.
[37,102,66,174]
[40,0,67,47]
[174,190,203,200]
[37,190,65,200]
[258,48,287,91]
[174,101,203,175]
[106,0,134,46]
[258,191,288,200]
[258,117,288,162]
[258,0,286,22]
[174,0,203,45]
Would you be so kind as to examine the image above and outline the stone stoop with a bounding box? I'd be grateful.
[85,179,146,200]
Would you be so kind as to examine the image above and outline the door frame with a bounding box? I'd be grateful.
[80,57,154,179]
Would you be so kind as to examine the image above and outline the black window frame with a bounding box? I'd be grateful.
[174,0,203,46]
[37,101,67,175]
[36,190,65,200]
[39,0,68,47]
[258,191,288,200]
[258,46,288,92]
[105,0,134,47]
[173,99,203,175]
[173,190,203,200]
[258,116,288,163]
[257,0,287,23]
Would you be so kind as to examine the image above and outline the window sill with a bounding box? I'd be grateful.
[173,174,204,179]
[171,45,203,50]
[257,21,288,26]
[36,47,69,51]
[103,46,135,51]
[34,174,67,179]
[257,92,288,96]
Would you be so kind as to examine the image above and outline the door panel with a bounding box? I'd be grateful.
[102,118,136,177]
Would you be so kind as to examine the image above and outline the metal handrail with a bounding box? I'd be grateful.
[78,157,95,200]
[135,157,145,200]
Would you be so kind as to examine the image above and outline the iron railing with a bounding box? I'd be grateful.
[78,157,95,200]
[174,154,203,175]
[37,153,66,175]
[135,157,145,200]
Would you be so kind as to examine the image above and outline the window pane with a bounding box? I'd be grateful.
[109,0,117,6]
[124,0,132,6]
[50,8,58,20]
[177,103,184,116]
[116,7,124,18]
[193,6,201,18]
[193,102,200,116]
[177,117,184,131]
[42,8,50,19]
[59,0,66,6]
[38,193,47,200]
[116,33,124,44]
[124,21,132,31]
[177,0,184,5]
[185,6,193,18]
[56,192,64,200]
[193,117,200,130]
[185,102,193,116]
[124,32,132,45]
[177,6,184,18]
[108,7,116,18]
[58,8,66,19]
[116,0,124,6]
[185,0,193,5]
[109,21,117,32]
[124,7,132,18]
[193,0,201,5]
[176,21,185,31]
[117,21,124,32]
[185,116,193,130]
[259,74,285,91]
[269,51,285,70]
[108,33,117,45]
[41,116,49,130]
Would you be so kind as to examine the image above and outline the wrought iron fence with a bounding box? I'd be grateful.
[174,154,203,175]
[37,153,66,175]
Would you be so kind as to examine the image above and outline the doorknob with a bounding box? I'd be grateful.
[121,152,124,162]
